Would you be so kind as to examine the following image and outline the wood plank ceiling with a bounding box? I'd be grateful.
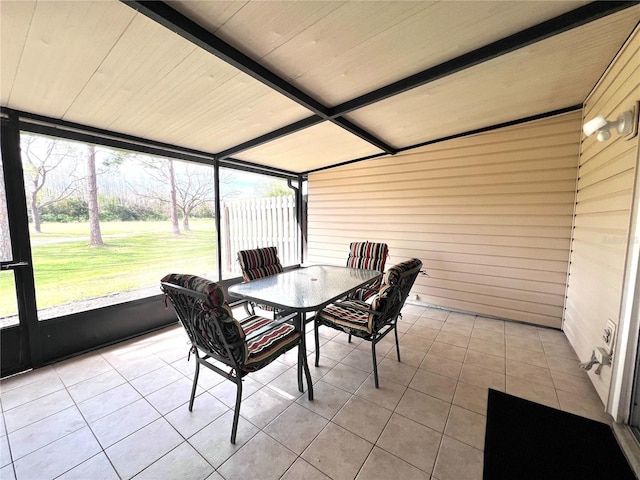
[1,0,639,174]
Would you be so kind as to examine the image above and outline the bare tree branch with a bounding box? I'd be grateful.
[21,134,84,232]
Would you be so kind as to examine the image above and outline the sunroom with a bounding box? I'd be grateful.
[1,1,640,479]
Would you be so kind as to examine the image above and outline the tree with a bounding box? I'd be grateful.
[86,145,104,246]
[21,134,82,233]
[218,169,241,201]
[260,180,294,197]
[174,163,215,231]
[131,157,223,234]
[129,156,182,236]
[168,160,181,235]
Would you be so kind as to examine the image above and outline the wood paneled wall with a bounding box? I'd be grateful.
[307,111,582,328]
[564,26,640,404]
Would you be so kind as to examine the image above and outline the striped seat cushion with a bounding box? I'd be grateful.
[241,315,300,372]
[317,300,374,337]
[318,269,401,337]
[238,247,284,281]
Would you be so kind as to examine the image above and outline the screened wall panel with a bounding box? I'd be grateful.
[307,111,582,328]
[564,26,640,405]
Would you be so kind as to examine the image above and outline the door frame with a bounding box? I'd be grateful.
[1,110,40,376]
[608,126,640,425]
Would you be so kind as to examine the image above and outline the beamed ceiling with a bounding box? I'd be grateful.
[1,1,639,175]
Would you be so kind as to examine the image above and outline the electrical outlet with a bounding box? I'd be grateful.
[603,319,616,355]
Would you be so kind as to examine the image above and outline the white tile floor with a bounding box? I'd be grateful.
[0,304,611,480]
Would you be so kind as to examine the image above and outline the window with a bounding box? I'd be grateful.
[21,133,217,320]
[10,131,299,321]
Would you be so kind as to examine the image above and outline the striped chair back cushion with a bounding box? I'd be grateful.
[160,273,248,365]
[382,257,422,287]
[346,241,388,272]
[238,247,284,281]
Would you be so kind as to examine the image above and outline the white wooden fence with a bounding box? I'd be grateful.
[221,196,299,276]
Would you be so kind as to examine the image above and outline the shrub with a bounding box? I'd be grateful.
[100,198,166,221]
[40,198,88,222]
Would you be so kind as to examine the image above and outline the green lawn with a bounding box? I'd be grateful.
[0,220,217,316]
[28,221,175,244]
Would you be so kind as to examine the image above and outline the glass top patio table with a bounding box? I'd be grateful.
[228,265,381,402]
[228,265,382,313]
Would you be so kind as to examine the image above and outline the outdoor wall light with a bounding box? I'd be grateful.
[583,106,638,142]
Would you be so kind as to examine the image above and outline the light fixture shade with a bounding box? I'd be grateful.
[596,129,611,142]
[583,116,608,137]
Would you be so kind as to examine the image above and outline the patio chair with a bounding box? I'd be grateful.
[160,273,312,444]
[237,246,284,315]
[346,241,389,302]
[314,258,423,388]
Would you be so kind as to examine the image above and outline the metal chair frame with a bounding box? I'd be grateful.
[161,280,312,444]
[314,259,422,388]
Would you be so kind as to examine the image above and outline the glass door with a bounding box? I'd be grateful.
[1,116,37,377]
[0,160,21,327]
